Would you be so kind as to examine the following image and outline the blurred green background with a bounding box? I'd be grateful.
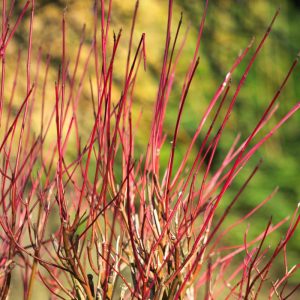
[4,0,300,297]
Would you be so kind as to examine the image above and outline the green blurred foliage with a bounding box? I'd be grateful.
[175,0,300,256]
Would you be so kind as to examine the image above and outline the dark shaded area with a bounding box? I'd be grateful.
[290,0,300,9]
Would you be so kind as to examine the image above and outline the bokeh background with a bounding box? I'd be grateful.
[3,0,300,298]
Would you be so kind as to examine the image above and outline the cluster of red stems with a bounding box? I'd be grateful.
[0,0,299,299]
